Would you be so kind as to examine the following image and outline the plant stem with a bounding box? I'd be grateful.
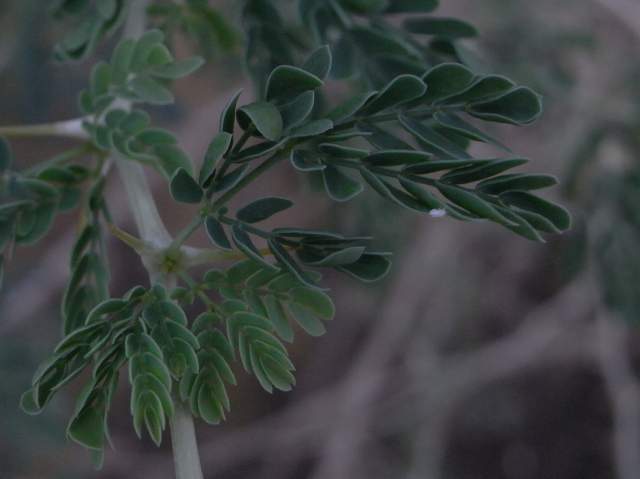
[171,214,204,250]
[117,2,205,479]
[170,393,204,479]
[0,117,87,139]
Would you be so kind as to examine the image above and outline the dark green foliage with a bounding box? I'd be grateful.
[80,31,200,179]
[404,17,478,39]
[0,142,102,298]
[299,0,480,87]
[183,318,236,424]
[62,178,111,334]
[148,0,239,58]
[170,168,203,204]
[236,197,293,223]
[76,28,204,108]
[198,48,562,242]
[52,0,129,61]
[12,0,573,468]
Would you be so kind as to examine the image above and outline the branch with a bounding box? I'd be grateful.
[596,313,640,479]
[0,117,88,139]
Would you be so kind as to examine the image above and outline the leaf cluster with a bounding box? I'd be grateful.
[148,0,239,58]
[0,140,102,288]
[52,0,129,61]
[169,46,568,248]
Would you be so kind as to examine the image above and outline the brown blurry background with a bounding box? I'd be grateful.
[2,0,640,478]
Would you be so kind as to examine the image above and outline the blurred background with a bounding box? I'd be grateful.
[1,0,640,478]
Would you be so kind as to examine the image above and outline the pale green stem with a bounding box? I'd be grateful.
[0,117,87,139]
[116,157,172,247]
[170,392,204,479]
[117,2,205,479]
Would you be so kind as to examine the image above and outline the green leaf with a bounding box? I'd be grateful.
[126,332,164,359]
[280,91,315,130]
[220,89,243,134]
[359,168,393,199]
[226,311,295,392]
[268,239,318,288]
[237,197,293,223]
[67,392,107,450]
[20,388,42,416]
[170,168,203,204]
[467,87,543,125]
[399,178,444,210]
[360,122,413,150]
[351,26,419,58]
[301,246,366,267]
[154,145,193,178]
[130,30,165,73]
[361,75,427,114]
[233,139,287,163]
[441,158,528,184]
[495,207,546,242]
[436,183,516,226]
[289,119,334,138]
[386,0,438,13]
[443,75,515,105]
[231,224,277,270]
[199,132,233,185]
[399,114,471,159]
[212,165,247,193]
[130,352,172,388]
[289,287,335,320]
[363,150,432,167]
[318,143,369,159]
[150,57,205,79]
[477,174,558,194]
[403,158,483,175]
[90,62,111,98]
[422,63,475,104]
[111,39,136,86]
[327,91,377,122]
[144,406,163,446]
[265,65,324,101]
[205,216,232,250]
[238,102,283,141]
[264,295,293,342]
[500,191,571,231]
[322,165,363,202]
[337,253,392,282]
[404,17,478,39]
[288,303,326,336]
[340,0,389,13]
[130,75,174,105]
[136,128,177,146]
[120,110,151,135]
[15,202,57,245]
[434,112,508,150]
[302,45,332,80]
[290,149,326,172]
[146,44,173,66]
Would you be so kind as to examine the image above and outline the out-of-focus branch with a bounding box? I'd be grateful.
[115,267,601,479]
[596,313,640,479]
[592,0,640,41]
